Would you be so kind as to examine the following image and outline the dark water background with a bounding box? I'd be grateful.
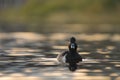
[0,32,120,80]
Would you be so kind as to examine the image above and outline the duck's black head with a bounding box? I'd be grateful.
[70,37,76,43]
[69,37,77,52]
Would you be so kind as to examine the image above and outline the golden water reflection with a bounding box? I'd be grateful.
[0,32,120,80]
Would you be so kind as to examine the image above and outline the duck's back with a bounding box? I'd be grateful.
[66,51,82,63]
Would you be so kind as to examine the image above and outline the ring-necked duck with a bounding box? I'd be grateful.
[57,37,82,71]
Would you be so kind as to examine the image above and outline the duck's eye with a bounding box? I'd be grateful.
[71,43,75,49]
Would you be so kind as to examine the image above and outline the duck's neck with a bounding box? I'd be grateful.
[69,49,77,53]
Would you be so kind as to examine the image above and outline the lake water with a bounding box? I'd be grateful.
[0,32,120,80]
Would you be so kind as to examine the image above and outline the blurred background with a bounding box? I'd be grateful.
[0,0,120,33]
[0,0,120,80]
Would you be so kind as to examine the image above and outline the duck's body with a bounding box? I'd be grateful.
[57,37,82,71]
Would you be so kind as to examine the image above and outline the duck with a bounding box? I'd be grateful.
[57,37,82,71]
